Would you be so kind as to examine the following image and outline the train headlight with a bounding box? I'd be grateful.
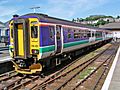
[11,48,14,52]
[32,49,39,54]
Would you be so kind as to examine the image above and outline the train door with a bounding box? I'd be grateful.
[13,19,29,59]
[55,25,63,54]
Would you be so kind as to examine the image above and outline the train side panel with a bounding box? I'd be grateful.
[39,25,56,59]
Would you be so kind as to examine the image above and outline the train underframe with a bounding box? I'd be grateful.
[12,38,112,74]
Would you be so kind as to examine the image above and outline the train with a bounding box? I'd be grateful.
[9,13,113,74]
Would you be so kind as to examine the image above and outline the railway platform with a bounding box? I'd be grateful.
[0,56,11,63]
[101,46,120,90]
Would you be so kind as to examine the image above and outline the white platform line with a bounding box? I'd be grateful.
[101,46,120,90]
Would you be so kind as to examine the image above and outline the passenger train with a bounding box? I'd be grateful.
[9,13,113,74]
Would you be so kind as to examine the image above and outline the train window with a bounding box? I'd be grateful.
[87,31,91,37]
[11,28,13,38]
[31,26,38,38]
[49,26,55,40]
[31,21,38,25]
[74,33,80,38]
[96,31,102,37]
[68,33,71,38]
[68,29,72,39]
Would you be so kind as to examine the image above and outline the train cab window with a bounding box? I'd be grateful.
[31,26,38,38]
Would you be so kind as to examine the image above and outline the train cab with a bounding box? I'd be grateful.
[9,17,42,74]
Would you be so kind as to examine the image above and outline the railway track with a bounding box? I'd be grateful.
[72,49,117,90]
[0,43,118,90]
[36,44,117,90]
[0,71,16,82]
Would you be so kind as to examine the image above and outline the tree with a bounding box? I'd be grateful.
[77,18,80,22]
[72,18,76,22]
[97,20,108,26]
[117,16,120,19]
[79,18,84,22]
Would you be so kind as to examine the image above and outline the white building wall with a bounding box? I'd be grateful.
[113,31,120,38]
[1,28,6,36]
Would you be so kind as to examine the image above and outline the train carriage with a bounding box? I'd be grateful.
[9,13,113,74]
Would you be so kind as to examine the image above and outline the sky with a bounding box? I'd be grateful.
[0,0,120,22]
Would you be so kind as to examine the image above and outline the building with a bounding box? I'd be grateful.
[0,21,9,43]
[80,20,99,24]
[99,17,114,22]
[99,22,120,41]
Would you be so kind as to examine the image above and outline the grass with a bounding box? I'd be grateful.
[79,67,96,80]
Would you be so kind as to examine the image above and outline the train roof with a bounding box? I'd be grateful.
[22,13,108,31]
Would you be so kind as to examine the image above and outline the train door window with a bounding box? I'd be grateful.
[31,26,38,38]
[49,26,55,40]
[56,26,61,40]
[56,31,60,40]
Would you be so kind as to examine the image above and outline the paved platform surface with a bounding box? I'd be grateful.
[102,46,120,90]
[0,49,10,63]
[109,53,120,90]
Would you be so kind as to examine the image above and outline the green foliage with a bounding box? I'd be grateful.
[117,16,120,19]
[72,15,115,27]
[79,67,95,79]
[85,15,113,21]
[97,19,109,26]
[72,18,76,22]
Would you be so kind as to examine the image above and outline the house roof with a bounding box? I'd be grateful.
[99,22,120,29]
